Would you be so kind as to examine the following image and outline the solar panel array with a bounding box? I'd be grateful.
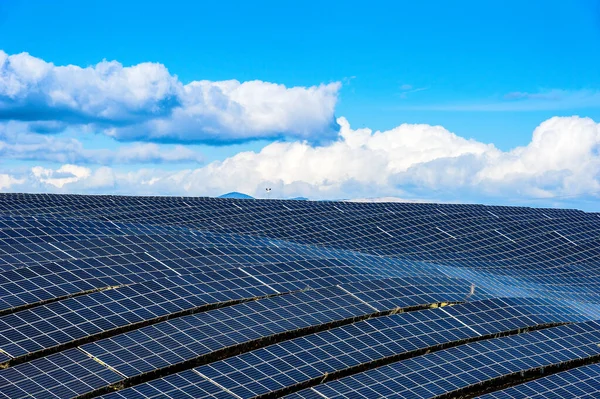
[0,193,599,398]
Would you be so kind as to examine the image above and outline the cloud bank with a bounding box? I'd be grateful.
[2,116,599,207]
[2,50,599,207]
[0,50,340,143]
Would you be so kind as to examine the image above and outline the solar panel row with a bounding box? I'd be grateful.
[479,363,600,398]
[286,320,600,399]
[190,297,586,399]
[0,194,598,399]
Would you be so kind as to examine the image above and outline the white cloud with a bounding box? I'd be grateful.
[476,116,600,196]
[105,143,204,164]
[0,51,179,122]
[0,121,204,164]
[109,80,340,143]
[27,164,115,190]
[11,116,600,207]
[84,167,116,189]
[0,173,23,190]
[0,50,341,143]
[31,164,91,188]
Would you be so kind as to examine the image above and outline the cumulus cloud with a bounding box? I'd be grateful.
[0,51,179,123]
[108,80,340,144]
[0,50,341,143]
[7,116,599,207]
[476,116,600,197]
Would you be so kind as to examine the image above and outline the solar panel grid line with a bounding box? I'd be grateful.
[225,208,516,233]
[479,238,597,264]
[0,217,151,236]
[0,248,398,314]
[439,307,482,336]
[338,212,582,245]
[79,347,128,379]
[143,252,181,276]
[289,320,600,399]
[65,281,470,398]
[475,363,600,399]
[334,285,379,313]
[402,234,600,264]
[0,270,288,367]
[0,218,256,254]
[1,195,600,397]
[156,212,502,256]
[237,268,279,295]
[362,239,595,268]
[194,370,244,399]
[426,217,597,247]
[0,348,124,399]
[169,298,583,399]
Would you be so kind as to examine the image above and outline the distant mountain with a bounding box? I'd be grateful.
[218,192,254,199]
[289,197,308,201]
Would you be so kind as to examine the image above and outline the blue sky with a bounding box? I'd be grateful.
[1,0,600,208]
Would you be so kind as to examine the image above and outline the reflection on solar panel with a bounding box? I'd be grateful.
[0,193,599,399]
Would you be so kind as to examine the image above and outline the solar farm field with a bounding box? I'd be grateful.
[0,193,599,398]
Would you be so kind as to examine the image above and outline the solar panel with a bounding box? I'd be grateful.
[100,297,589,399]
[0,194,599,398]
[80,278,470,382]
[0,349,122,399]
[0,268,469,364]
[288,320,600,399]
[0,269,278,361]
[0,237,442,313]
[3,195,599,268]
[100,370,237,399]
[478,363,600,399]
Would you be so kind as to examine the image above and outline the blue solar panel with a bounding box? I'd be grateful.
[0,269,278,359]
[99,370,237,399]
[479,363,600,399]
[0,194,599,398]
[289,320,600,399]
[0,348,122,399]
[100,297,589,399]
[81,278,466,382]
